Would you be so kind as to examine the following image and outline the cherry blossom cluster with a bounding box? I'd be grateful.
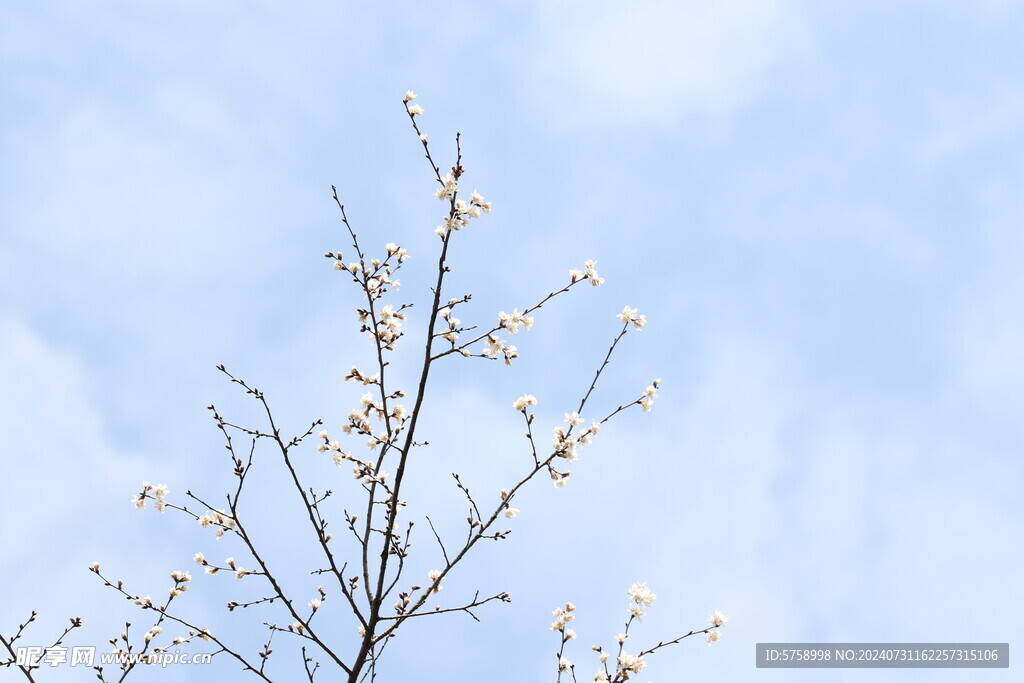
[198,556,255,583]
[196,508,237,539]
[320,430,392,487]
[569,259,605,286]
[551,602,579,675]
[357,303,407,350]
[626,581,656,619]
[548,409,602,487]
[132,480,239,540]
[617,306,647,331]
[551,602,577,633]
[433,190,491,237]
[344,365,380,386]
[131,481,168,511]
[411,93,492,237]
[510,394,602,488]
[553,583,728,682]
[512,393,538,411]
[483,333,518,365]
[438,305,462,344]
[641,379,660,412]
[328,241,407,303]
[552,413,600,463]
[428,260,604,366]
[316,430,350,464]
[433,171,456,201]
[168,570,192,597]
[498,308,534,334]
[338,390,408,454]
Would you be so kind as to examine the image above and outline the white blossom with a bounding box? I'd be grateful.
[499,308,534,334]
[427,569,443,593]
[551,604,575,631]
[640,379,660,412]
[434,172,458,201]
[583,260,605,286]
[513,394,538,411]
[134,481,170,512]
[617,651,646,674]
[552,426,579,461]
[470,190,491,213]
[483,335,518,365]
[385,242,409,262]
[617,305,647,330]
[627,581,657,606]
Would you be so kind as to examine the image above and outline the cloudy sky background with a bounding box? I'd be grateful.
[2,1,1022,681]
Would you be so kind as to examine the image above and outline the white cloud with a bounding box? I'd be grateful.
[0,318,151,674]
[950,188,1024,421]
[917,82,1024,167]
[0,316,274,680]
[522,0,806,127]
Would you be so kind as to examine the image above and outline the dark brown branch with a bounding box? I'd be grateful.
[0,623,36,682]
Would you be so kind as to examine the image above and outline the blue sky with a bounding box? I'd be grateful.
[2,1,1022,681]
